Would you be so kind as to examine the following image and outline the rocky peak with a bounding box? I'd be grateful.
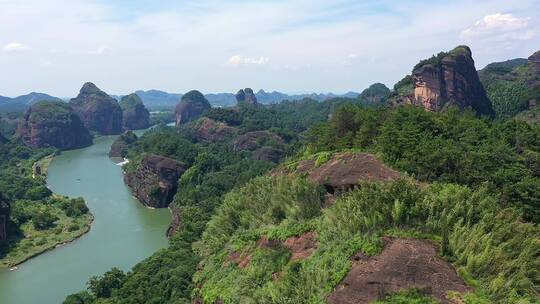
[124,154,187,208]
[16,101,92,150]
[120,93,150,130]
[236,88,258,105]
[411,46,494,116]
[79,82,105,96]
[359,83,391,103]
[529,50,540,72]
[70,83,123,135]
[175,90,211,126]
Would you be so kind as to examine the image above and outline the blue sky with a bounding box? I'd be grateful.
[1,0,539,97]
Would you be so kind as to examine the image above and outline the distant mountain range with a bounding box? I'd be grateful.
[0,92,62,112]
[1,89,360,112]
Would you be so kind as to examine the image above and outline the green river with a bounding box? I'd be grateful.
[0,134,171,303]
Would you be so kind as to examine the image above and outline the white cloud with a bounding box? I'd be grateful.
[226,55,269,66]
[348,53,359,59]
[3,42,28,52]
[87,46,108,55]
[461,13,534,40]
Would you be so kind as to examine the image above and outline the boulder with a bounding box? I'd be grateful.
[287,152,401,194]
[16,101,92,149]
[124,154,187,208]
[233,131,284,151]
[109,131,138,158]
[175,90,211,126]
[120,93,150,130]
[70,82,123,134]
[411,46,494,116]
[236,88,258,105]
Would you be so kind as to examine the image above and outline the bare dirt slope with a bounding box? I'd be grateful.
[327,238,470,304]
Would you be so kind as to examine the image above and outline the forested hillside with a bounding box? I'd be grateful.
[65,100,540,304]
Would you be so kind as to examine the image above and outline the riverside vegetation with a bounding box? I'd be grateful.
[0,140,93,268]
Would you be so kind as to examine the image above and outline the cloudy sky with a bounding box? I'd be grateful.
[1,0,539,97]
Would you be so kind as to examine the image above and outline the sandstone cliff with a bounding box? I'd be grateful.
[236,88,258,105]
[17,101,92,149]
[70,82,123,135]
[124,154,187,208]
[109,131,138,158]
[175,90,211,126]
[120,94,150,130]
[411,46,494,116]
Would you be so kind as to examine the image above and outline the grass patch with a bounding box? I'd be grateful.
[0,202,93,268]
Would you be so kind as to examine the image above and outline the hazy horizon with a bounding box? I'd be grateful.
[2,0,539,97]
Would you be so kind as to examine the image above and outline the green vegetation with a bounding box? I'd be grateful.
[0,140,93,268]
[309,104,540,222]
[479,56,540,118]
[65,97,539,303]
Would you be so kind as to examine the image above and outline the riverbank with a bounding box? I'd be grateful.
[0,210,93,269]
[0,154,95,269]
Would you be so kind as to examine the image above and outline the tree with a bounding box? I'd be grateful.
[87,267,126,298]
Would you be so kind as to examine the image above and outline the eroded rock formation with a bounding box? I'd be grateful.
[188,117,237,142]
[120,93,150,130]
[70,82,123,135]
[327,238,470,304]
[233,131,284,151]
[236,88,258,105]
[282,152,401,194]
[17,101,92,149]
[124,154,187,208]
[529,50,540,73]
[411,46,494,116]
[175,90,211,126]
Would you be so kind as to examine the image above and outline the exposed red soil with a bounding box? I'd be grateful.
[224,250,252,268]
[327,238,471,304]
[225,232,318,268]
[283,231,318,261]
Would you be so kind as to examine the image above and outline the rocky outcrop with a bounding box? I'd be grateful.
[253,147,283,163]
[327,238,470,304]
[175,90,211,126]
[236,88,258,105]
[233,131,284,151]
[529,50,540,73]
[70,82,123,135]
[411,46,494,116]
[120,93,150,130]
[124,154,187,208]
[188,117,237,142]
[16,101,92,149]
[282,152,401,194]
[166,205,182,237]
[0,196,9,242]
[109,131,138,158]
